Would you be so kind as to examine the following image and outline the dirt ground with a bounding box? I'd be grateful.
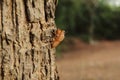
[57,40,120,80]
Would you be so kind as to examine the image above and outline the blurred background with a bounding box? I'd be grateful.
[55,0,120,80]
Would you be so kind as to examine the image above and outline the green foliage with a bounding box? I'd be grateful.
[55,0,120,40]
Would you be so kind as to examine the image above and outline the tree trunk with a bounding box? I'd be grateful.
[0,0,59,80]
[85,0,98,44]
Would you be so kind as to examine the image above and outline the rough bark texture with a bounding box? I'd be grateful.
[0,0,59,80]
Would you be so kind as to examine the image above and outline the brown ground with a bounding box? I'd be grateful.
[57,40,120,80]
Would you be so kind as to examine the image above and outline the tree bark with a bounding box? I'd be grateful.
[0,0,59,80]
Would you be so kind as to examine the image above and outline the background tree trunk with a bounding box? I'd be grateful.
[0,0,59,80]
[85,0,98,44]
